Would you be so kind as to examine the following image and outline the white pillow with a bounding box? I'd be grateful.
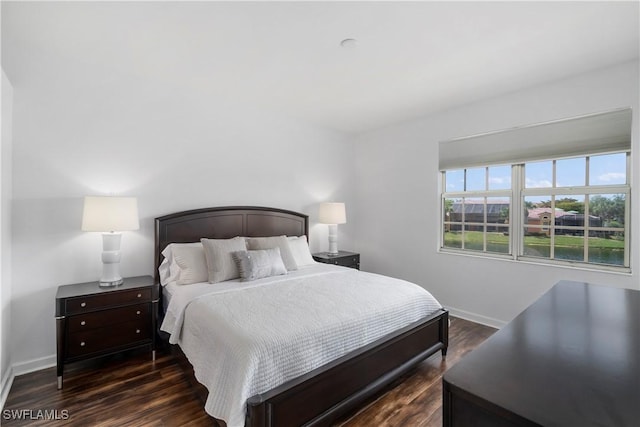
[171,244,208,285]
[246,236,298,271]
[159,242,202,286]
[231,248,287,281]
[287,235,316,267]
[201,237,247,283]
[158,257,175,286]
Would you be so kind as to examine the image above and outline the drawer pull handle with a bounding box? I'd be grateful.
[80,302,86,308]
[136,310,141,315]
[80,321,86,326]
[136,329,141,334]
[80,342,86,347]
[137,293,142,298]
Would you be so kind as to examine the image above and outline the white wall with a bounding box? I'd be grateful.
[9,73,356,371]
[6,48,637,377]
[1,69,14,404]
[354,60,640,327]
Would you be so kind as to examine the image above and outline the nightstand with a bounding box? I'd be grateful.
[312,251,360,270]
[55,275,158,389]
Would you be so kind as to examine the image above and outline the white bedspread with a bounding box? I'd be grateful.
[161,264,442,426]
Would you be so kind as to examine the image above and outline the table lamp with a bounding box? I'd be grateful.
[81,196,139,287]
[319,202,346,255]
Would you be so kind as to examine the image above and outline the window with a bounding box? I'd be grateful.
[442,166,511,255]
[439,109,632,271]
[521,153,628,267]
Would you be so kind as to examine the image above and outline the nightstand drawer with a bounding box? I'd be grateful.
[67,303,150,332]
[332,256,359,268]
[66,288,152,314]
[67,319,151,358]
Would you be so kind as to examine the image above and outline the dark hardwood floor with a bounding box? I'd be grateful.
[3,317,495,426]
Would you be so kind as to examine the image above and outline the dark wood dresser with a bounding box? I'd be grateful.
[55,275,158,389]
[443,280,640,426]
[312,251,360,270]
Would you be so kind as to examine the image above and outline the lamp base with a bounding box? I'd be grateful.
[99,278,124,287]
[100,232,123,288]
[327,224,339,255]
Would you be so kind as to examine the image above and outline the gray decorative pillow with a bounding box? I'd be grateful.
[231,248,288,281]
[201,237,247,283]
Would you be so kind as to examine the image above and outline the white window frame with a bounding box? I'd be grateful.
[442,166,512,256]
[440,152,631,272]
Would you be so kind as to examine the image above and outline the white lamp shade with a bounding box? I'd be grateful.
[81,196,140,232]
[319,202,346,225]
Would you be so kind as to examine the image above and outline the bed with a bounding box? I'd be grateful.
[155,206,448,427]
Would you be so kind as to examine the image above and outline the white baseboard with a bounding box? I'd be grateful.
[447,307,507,329]
[1,354,56,409]
[12,354,56,377]
[0,365,14,411]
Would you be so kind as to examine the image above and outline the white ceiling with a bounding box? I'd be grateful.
[2,1,639,134]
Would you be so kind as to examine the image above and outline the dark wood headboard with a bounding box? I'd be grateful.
[154,206,309,285]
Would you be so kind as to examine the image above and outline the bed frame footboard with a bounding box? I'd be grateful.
[246,308,449,427]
